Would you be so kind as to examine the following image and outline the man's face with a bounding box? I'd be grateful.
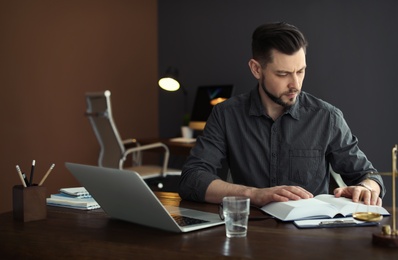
[259,48,306,108]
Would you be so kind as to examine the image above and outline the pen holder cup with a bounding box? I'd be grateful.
[13,185,47,222]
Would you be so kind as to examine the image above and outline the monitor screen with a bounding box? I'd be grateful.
[189,85,234,130]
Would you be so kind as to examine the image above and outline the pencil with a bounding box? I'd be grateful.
[15,165,27,188]
[39,163,55,186]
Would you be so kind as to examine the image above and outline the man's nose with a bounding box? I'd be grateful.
[288,74,299,89]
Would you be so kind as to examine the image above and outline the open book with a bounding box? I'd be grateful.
[261,194,390,221]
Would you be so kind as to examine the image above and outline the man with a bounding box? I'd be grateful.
[178,22,385,207]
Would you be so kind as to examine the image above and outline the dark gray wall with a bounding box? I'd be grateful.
[158,0,398,206]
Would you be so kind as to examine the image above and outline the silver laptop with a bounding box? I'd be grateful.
[65,163,224,232]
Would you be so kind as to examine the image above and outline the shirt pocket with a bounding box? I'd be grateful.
[289,149,322,186]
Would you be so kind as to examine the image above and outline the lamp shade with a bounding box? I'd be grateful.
[159,67,180,91]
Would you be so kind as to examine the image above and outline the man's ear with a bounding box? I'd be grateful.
[248,59,262,80]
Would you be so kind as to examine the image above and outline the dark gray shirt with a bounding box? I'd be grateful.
[179,87,385,202]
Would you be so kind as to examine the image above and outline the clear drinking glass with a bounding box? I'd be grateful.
[222,196,250,238]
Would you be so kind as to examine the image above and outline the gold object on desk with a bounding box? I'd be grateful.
[372,144,398,248]
[353,212,383,222]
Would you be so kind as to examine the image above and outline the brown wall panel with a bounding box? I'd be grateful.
[0,0,158,213]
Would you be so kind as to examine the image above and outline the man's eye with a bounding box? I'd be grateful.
[277,73,288,77]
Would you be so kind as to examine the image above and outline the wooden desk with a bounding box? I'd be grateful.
[0,192,395,259]
[138,138,195,156]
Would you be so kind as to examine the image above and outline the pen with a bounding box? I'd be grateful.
[22,172,29,187]
[15,165,27,188]
[29,160,35,186]
[319,220,356,226]
[39,163,55,186]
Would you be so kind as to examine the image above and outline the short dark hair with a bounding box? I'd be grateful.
[252,22,308,66]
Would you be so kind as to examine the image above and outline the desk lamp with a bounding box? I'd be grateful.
[159,66,187,94]
[158,67,227,106]
[159,66,191,134]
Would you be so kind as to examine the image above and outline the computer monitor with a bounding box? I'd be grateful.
[188,85,234,130]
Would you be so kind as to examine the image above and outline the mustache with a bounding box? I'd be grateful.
[283,89,299,95]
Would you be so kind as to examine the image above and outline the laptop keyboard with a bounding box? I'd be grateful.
[171,214,210,227]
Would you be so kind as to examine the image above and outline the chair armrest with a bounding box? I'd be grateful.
[124,142,170,176]
[122,138,139,146]
[122,139,142,166]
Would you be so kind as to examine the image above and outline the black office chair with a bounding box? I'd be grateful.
[85,90,177,180]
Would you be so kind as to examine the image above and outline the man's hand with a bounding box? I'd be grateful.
[334,179,382,206]
[249,185,314,207]
[205,180,313,207]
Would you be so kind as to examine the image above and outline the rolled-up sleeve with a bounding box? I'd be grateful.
[327,107,385,197]
[179,105,227,202]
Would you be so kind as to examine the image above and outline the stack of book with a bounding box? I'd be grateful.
[46,187,100,210]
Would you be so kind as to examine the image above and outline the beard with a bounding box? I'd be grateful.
[259,78,299,109]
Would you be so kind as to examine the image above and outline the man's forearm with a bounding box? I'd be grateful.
[205,179,253,204]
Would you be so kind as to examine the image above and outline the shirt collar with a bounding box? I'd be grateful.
[249,86,264,117]
[249,85,301,120]
[287,94,300,120]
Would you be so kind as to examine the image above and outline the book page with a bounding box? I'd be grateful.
[314,194,353,213]
[261,198,338,221]
[261,194,390,221]
[314,194,390,216]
